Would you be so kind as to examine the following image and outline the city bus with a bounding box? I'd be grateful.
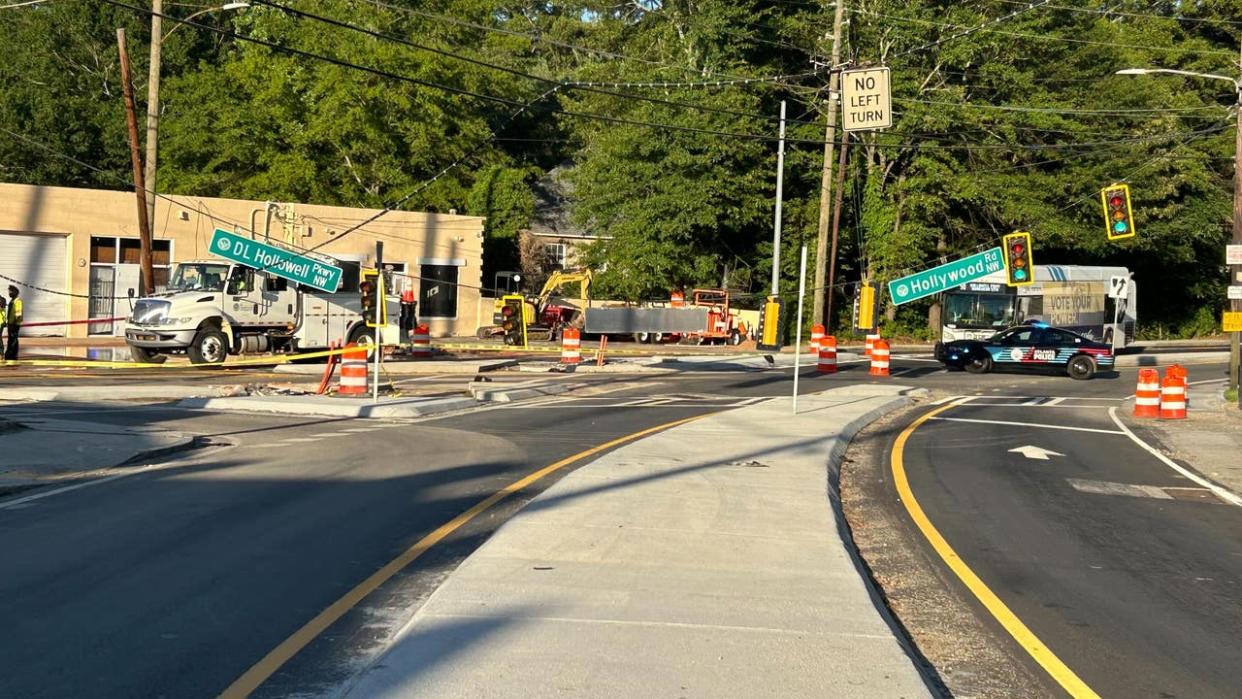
[940,265,1136,349]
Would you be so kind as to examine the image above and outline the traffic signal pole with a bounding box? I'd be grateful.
[770,100,787,296]
[1230,60,1241,397]
[812,0,847,326]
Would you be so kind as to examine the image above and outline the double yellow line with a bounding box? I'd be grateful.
[892,402,1100,698]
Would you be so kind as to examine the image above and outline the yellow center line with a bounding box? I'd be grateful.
[218,412,709,699]
[891,401,1101,699]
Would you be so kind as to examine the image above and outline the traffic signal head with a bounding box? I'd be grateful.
[1100,184,1135,241]
[500,294,527,346]
[855,283,877,331]
[1002,231,1035,286]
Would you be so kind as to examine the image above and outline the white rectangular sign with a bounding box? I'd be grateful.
[1228,285,1242,300]
[842,67,892,132]
[1227,245,1242,265]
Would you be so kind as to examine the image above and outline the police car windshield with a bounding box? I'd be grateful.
[167,263,230,292]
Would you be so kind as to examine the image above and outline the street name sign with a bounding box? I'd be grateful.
[842,67,892,132]
[1224,311,1242,333]
[888,247,1005,305]
[209,228,342,293]
[1227,244,1242,265]
[1228,286,1242,301]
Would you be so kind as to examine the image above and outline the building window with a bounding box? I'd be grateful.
[544,243,567,268]
[419,264,458,318]
[89,236,172,292]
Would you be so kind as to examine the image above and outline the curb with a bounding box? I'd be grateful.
[116,434,203,467]
[272,359,519,375]
[0,386,224,402]
[177,395,480,419]
[468,381,572,403]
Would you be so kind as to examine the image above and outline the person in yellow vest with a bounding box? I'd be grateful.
[4,285,22,361]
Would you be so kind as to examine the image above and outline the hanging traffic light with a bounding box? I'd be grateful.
[1100,183,1136,241]
[1002,231,1035,287]
[361,268,386,329]
[853,282,878,332]
[500,293,527,347]
[756,296,785,352]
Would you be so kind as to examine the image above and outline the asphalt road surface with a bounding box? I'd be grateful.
[0,356,1232,697]
[896,389,1242,698]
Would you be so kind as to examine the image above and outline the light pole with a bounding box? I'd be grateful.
[1116,62,1242,394]
[144,2,249,245]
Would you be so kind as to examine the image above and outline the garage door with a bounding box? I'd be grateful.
[0,232,69,336]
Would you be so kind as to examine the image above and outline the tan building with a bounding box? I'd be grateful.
[0,183,485,337]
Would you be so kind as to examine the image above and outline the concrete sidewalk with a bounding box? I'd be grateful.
[343,385,933,699]
[0,417,193,492]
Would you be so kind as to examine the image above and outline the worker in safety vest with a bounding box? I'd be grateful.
[4,285,21,360]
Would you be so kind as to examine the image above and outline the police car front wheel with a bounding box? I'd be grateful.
[964,354,992,375]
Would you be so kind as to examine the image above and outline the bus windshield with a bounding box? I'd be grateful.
[944,292,1015,329]
[167,263,231,292]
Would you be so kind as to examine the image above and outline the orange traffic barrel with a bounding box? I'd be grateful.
[1133,368,1160,418]
[410,323,432,358]
[869,339,890,377]
[817,336,838,374]
[810,324,825,353]
[560,327,581,365]
[865,332,880,358]
[670,290,685,307]
[338,343,369,395]
[1159,373,1187,419]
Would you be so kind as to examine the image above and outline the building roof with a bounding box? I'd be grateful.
[526,165,609,240]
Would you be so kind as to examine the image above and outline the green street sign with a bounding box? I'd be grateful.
[209,228,342,293]
[888,247,1005,306]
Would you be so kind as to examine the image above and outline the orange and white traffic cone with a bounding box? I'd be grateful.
[810,323,825,353]
[560,327,581,365]
[1132,368,1160,418]
[338,343,369,396]
[410,323,432,359]
[865,332,880,359]
[1158,372,1187,420]
[817,336,838,374]
[869,339,890,377]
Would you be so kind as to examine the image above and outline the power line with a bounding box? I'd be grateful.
[893,0,1057,59]
[995,0,1242,28]
[894,96,1229,115]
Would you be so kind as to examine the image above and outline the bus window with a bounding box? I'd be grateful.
[944,293,977,326]
[978,295,1015,328]
[945,292,1015,328]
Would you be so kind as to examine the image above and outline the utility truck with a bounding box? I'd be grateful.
[125,259,402,365]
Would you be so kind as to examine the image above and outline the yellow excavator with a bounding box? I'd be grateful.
[477,269,592,341]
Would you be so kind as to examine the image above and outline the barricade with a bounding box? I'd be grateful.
[1133,368,1161,418]
[338,343,369,396]
[810,324,825,353]
[869,339,890,377]
[1167,363,1189,408]
[410,323,432,359]
[817,335,837,374]
[560,327,582,365]
[1159,372,1187,420]
[865,333,880,358]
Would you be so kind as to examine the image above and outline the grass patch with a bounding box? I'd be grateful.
[1227,388,1238,403]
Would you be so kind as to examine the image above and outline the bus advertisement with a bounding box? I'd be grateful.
[940,265,1136,349]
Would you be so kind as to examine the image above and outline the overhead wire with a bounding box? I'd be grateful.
[993,0,1242,28]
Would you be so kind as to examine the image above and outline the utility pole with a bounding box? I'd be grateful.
[812,0,847,325]
[1230,39,1241,396]
[144,0,162,243]
[825,132,850,333]
[117,28,156,295]
[770,100,788,296]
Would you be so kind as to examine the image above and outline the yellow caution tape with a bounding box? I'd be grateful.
[3,345,361,370]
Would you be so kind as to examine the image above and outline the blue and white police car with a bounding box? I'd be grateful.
[934,323,1114,380]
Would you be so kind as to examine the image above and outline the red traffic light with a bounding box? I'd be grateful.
[1010,242,1025,256]
[1109,195,1124,208]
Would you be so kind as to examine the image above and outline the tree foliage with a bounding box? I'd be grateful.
[1,0,1239,325]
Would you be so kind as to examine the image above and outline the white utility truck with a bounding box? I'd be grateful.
[125,259,400,364]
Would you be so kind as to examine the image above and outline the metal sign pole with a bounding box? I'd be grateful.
[374,242,383,404]
[793,245,807,414]
[770,100,787,296]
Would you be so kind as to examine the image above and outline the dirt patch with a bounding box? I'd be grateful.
[840,403,1059,699]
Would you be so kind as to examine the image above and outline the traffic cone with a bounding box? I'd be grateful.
[560,327,581,365]
[865,332,880,358]
[1133,368,1160,418]
[810,324,825,353]
[817,336,837,374]
[338,343,369,396]
[410,323,432,359]
[869,339,890,377]
[1159,372,1187,420]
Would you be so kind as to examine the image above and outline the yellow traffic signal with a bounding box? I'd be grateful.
[756,296,784,352]
[500,294,527,348]
[1002,231,1035,286]
[855,283,877,331]
[1101,184,1136,241]
[362,268,387,328]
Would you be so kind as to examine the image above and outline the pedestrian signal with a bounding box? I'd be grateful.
[1002,231,1035,287]
[1101,183,1135,241]
[500,294,527,347]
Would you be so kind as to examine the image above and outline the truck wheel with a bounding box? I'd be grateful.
[188,329,228,365]
[728,329,742,346]
[129,344,167,364]
[348,326,376,356]
[477,326,496,340]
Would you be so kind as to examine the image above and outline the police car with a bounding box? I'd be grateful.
[934,323,1114,380]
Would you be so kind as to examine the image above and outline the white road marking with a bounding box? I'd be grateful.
[1045,397,1067,406]
[0,468,154,511]
[929,416,1125,435]
[1067,478,1173,500]
[1107,407,1242,507]
[1009,445,1065,460]
[930,395,962,406]
[340,427,382,433]
[280,437,323,443]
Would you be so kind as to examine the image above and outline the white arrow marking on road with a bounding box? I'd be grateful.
[1008,445,1065,461]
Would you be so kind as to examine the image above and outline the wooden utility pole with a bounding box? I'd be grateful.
[812,0,847,326]
[144,0,163,242]
[825,132,850,333]
[117,28,156,294]
[1229,41,1241,394]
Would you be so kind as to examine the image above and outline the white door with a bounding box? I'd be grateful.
[0,232,68,336]
[112,264,143,336]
